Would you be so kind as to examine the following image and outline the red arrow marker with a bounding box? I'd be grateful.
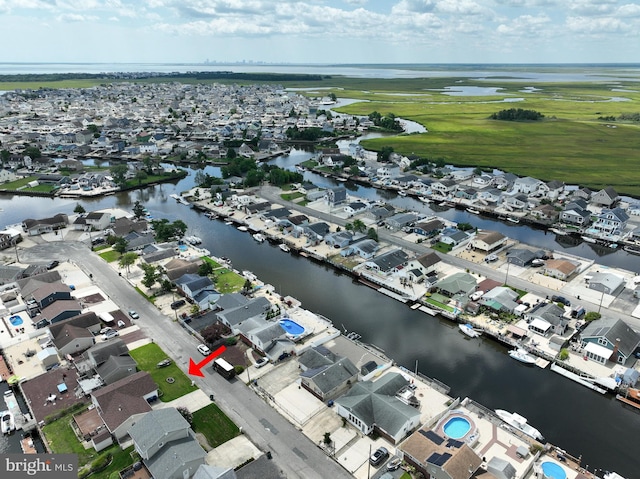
[188,345,227,377]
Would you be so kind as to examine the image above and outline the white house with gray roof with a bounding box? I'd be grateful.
[580,318,640,365]
[215,296,272,332]
[364,249,409,275]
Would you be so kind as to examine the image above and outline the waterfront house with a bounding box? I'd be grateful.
[163,258,202,282]
[0,168,18,183]
[346,239,380,259]
[530,204,559,222]
[493,172,518,190]
[591,186,620,207]
[449,168,475,181]
[326,186,347,206]
[413,218,445,237]
[324,230,362,249]
[301,222,331,243]
[512,176,545,195]
[506,248,545,267]
[22,213,69,236]
[454,187,478,201]
[91,371,158,445]
[586,271,626,295]
[244,201,271,216]
[142,246,177,264]
[560,200,591,226]
[242,321,295,359]
[473,173,495,187]
[481,287,520,313]
[543,259,580,280]
[0,229,21,251]
[439,227,471,247]
[580,318,640,365]
[386,212,420,230]
[502,193,529,210]
[298,346,359,401]
[436,272,477,298]
[477,187,503,205]
[364,249,409,275]
[129,408,206,479]
[416,252,442,274]
[216,296,271,333]
[174,273,220,310]
[262,206,292,222]
[123,231,155,251]
[592,207,629,237]
[430,179,457,197]
[526,302,569,336]
[334,372,421,444]
[470,230,507,252]
[400,426,482,479]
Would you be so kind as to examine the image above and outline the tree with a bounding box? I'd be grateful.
[140,263,160,289]
[558,349,570,361]
[74,203,86,214]
[118,252,138,276]
[226,148,237,159]
[352,219,366,233]
[242,279,253,293]
[0,149,9,164]
[176,407,193,424]
[151,219,188,242]
[198,262,214,277]
[132,201,146,220]
[113,237,128,254]
[584,311,601,322]
[135,169,148,185]
[378,146,394,163]
[367,228,379,242]
[23,145,42,159]
[110,164,128,187]
[328,92,337,102]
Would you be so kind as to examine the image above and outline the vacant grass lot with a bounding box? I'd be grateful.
[192,403,240,448]
[129,343,198,402]
[98,250,120,263]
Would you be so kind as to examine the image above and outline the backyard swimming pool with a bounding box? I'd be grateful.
[442,416,471,439]
[541,462,567,479]
[9,315,23,326]
[279,318,305,337]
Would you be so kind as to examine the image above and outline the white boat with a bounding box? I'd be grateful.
[1,410,15,435]
[397,190,407,197]
[466,207,480,214]
[508,348,536,365]
[549,227,568,236]
[495,409,544,441]
[581,236,597,243]
[459,323,481,338]
[237,225,248,232]
[418,196,431,204]
[185,235,202,245]
[506,216,520,223]
[253,233,265,243]
[279,243,291,253]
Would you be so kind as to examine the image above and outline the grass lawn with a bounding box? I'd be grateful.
[23,184,56,193]
[202,256,221,268]
[129,343,198,402]
[42,406,136,478]
[191,403,240,448]
[213,268,246,293]
[0,176,39,189]
[431,242,453,253]
[98,250,121,263]
[280,191,305,201]
[425,296,455,312]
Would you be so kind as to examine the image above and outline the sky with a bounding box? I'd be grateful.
[1,0,639,65]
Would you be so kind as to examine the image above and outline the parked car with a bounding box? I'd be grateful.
[102,329,119,340]
[47,260,59,270]
[551,295,571,306]
[157,358,172,368]
[197,344,211,356]
[128,310,139,319]
[386,457,402,471]
[171,299,186,310]
[369,447,389,466]
[255,357,269,368]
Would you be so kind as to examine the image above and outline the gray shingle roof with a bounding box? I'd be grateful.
[129,408,191,459]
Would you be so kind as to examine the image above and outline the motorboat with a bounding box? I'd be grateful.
[459,323,481,338]
[508,348,537,365]
[252,233,265,243]
[495,409,544,441]
[418,196,431,204]
[506,216,520,223]
[279,243,291,253]
[184,235,202,245]
[237,225,248,232]
[1,410,15,435]
[466,207,480,215]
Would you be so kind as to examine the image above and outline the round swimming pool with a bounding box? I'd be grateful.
[9,315,23,326]
[279,318,305,336]
[443,416,471,439]
[541,462,567,479]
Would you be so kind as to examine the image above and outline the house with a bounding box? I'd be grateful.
[574,187,592,201]
[587,271,626,295]
[175,273,220,310]
[363,249,408,275]
[298,346,359,401]
[84,212,112,231]
[301,222,330,243]
[526,302,569,336]
[91,371,158,444]
[400,426,482,479]
[334,372,421,444]
[0,265,23,285]
[512,176,545,195]
[343,201,368,217]
[436,272,477,298]
[481,287,520,313]
[37,299,83,328]
[242,321,294,358]
[124,231,155,251]
[591,187,619,207]
[430,179,457,197]
[129,408,206,479]
[561,201,591,226]
[366,204,396,222]
[544,179,565,200]
[415,252,442,275]
[439,228,471,247]
[96,355,138,385]
[506,248,545,267]
[454,187,477,200]
[164,258,202,282]
[413,219,444,237]
[470,231,506,252]
[326,186,347,206]
[385,212,420,230]
[477,188,503,205]
[51,323,95,357]
[543,259,579,280]
[324,231,361,249]
[346,239,380,259]
[449,168,475,181]
[530,204,559,222]
[30,282,73,309]
[580,318,640,365]
[22,213,69,236]
[473,173,495,187]
[503,193,528,210]
[216,296,271,332]
[592,207,629,236]
[495,173,518,190]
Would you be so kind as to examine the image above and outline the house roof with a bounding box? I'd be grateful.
[530,302,565,326]
[49,311,100,338]
[301,358,358,394]
[415,219,444,232]
[588,272,625,292]
[145,437,206,479]
[96,355,138,385]
[51,324,94,350]
[474,230,505,245]
[92,371,156,432]
[436,272,477,296]
[335,372,420,438]
[32,282,72,302]
[129,408,191,457]
[40,299,82,322]
[217,296,271,327]
[298,346,339,370]
[581,318,640,358]
[416,252,441,269]
[352,239,379,254]
[17,271,62,296]
[544,259,579,276]
[369,249,408,272]
[86,338,130,366]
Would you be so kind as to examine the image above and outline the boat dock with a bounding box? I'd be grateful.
[3,389,35,433]
[550,363,607,394]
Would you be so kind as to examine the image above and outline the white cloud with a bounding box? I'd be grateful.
[496,13,551,35]
[569,0,618,15]
[56,12,99,22]
[617,3,640,17]
[566,15,630,33]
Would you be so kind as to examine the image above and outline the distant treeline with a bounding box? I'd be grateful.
[598,113,640,122]
[490,108,544,121]
[0,71,327,84]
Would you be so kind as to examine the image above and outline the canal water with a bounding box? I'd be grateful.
[2,158,640,475]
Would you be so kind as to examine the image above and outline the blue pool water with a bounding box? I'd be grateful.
[443,417,471,439]
[541,462,567,479]
[9,315,23,326]
[279,318,305,336]
[178,245,188,251]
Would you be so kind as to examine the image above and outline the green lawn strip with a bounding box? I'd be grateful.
[42,407,95,465]
[0,176,39,189]
[201,256,221,268]
[134,286,154,303]
[191,403,240,448]
[98,250,121,263]
[213,268,246,293]
[281,192,304,201]
[425,297,455,312]
[23,184,56,193]
[431,243,452,253]
[129,343,198,402]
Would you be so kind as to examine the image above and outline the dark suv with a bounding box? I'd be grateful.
[551,295,571,306]
[369,447,389,467]
[171,299,186,310]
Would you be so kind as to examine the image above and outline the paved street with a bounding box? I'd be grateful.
[18,241,353,479]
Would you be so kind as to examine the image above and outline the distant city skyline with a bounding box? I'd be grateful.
[2,0,639,64]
